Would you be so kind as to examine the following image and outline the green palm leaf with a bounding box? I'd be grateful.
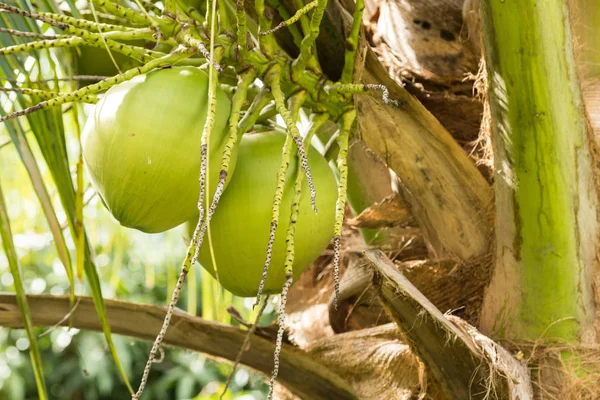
[0,2,134,393]
[0,179,49,400]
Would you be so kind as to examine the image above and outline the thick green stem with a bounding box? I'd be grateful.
[255,0,278,55]
[236,0,248,57]
[479,0,599,343]
[340,0,364,83]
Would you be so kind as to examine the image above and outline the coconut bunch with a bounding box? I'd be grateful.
[82,66,338,297]
[0,0,370,397]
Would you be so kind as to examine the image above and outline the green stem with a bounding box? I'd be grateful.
[266,0,304,48]
[340,0,364,83]
[293,0,327,72]
[0,2,134,32]
[291,0,311,35]
[93,0,155,26]
[266,64,318,212]
[331,110,354,308]
[0,27,61,39]
[235,0,248,57]
[0,35,160,64]
[260,0,317,37]
[479,0,598,342]
[255,0,278,55]
[218,0,233,32]
[175,0,205,23]
[0,50,192,122]
[253,90,306,307]
[0,87,98,102]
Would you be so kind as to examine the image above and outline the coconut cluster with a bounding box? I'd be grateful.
[82,67,337,296]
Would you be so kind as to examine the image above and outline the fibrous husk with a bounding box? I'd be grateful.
[347,193,414,229]
[328,252,493,333]
[448,316,534,400]
[486,340,600,400]
[307,323,429,400]
[364,0,487,157]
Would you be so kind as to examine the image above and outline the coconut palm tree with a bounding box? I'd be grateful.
[1,0,599,398]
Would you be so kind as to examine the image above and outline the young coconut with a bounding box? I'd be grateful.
[185,131,338,297]
[82,66,234,233]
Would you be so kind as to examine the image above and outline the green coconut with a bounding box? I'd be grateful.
[82,66,234,233]
[186,131,338,297]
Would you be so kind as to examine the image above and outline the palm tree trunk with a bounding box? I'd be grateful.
[479,0,600,344]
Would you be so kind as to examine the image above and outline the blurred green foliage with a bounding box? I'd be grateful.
[0,114,273,399]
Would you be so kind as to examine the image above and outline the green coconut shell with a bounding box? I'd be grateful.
[82,66,234,233]
[187,132,338,297]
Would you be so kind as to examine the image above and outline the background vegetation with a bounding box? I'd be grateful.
[0,122,272,398]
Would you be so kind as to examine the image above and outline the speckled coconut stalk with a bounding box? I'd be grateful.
[131,242,196,400]
[190,65,224,268]
[132,1,221,395]
[80,10,130,24]
[0,2,132,32]
[252,90,307,308]
[219,295,270,399]
[0,87,98,103]
[0,27,62,39]
[260,0,317,36]
[189,67,256,271]
[178,30,222,73]
[253,135,293,308]
[213,68,257,202]
[37,9,136,32]
[266,65,318,213]
[331,110,355,308]
[266,113,326,398]
[267,275,292,400]
[267,156,306,399]
[0,50,191,123]
[0,33,161,63]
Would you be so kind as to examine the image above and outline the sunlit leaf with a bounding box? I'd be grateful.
[0,179,49,400]
[0,6,134,392]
